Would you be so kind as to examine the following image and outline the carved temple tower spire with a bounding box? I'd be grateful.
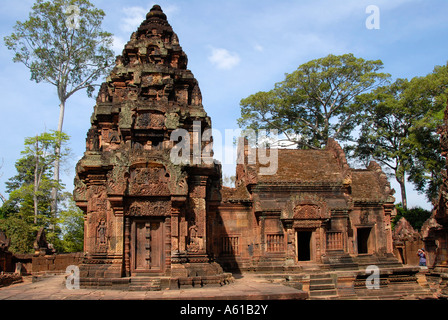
[74,5,227,287]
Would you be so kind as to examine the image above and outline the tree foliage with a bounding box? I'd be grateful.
[4,0,115,217]
[0,217,36,254]
[392,204,432,232]
[3,132,69,225]
[57,193,84,252]
[4,0,114,102]
[238,54,390,149]
[349,64,448,208]
[0,132,82,253]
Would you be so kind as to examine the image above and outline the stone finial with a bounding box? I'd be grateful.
[146,4,167,21]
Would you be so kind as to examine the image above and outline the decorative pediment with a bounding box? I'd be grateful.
[294,204,322,220]
[281,194,330,220]
[129,165,171,196]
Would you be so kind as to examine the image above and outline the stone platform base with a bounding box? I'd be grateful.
[246,265,435,300]
[79,261,234,290]
[0,273,23,288]
[426,267,448,299]
[79,273,234,291]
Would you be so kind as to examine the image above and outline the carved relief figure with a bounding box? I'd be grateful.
[187,224,200,253]
[97,219,107,246]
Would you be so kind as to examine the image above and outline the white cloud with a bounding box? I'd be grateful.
[254,44,264,52]
[112,35,126,55]
[121,6,148,32]
[208,47,241,70]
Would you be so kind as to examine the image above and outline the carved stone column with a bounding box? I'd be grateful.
[383,203,395,254]
[188,176,208,257]
[171,207,180,253]
[124,217,131,276]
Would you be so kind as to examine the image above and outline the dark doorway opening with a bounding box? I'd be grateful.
[297,231,312,261]
[397,247,405,264]
[357,227,371,254]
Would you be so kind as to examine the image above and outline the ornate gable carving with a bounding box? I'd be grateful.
[293,204,322,220]
[129,166,171,196]
[281,194,329,221]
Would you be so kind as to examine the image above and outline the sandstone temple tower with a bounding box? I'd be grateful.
[74,5,228,288]
[74,5,424,294]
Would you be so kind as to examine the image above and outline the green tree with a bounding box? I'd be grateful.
[0,132,72,253]
[392,204,432,231]
[406,64,448,203]
[1,132,69,226]
[0,217,36,254]
[350,64,448,209]
[238,54,390,149]
[4,0,115,216]
[26,132,70,224]
[349,79,415,210]
[57,193,84,252]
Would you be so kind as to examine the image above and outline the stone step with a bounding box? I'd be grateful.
[310,278,334,285]
[310,273,333,279]
[309,272,338,298]
[129,286,161,291]
[131,278,161,283]
[129,277,162,291]
[310,284,335,291]
[309,289,338,297]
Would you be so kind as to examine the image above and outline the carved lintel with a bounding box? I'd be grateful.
[125,200,171,217]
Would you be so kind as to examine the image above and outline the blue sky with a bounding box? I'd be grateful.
[1,0,447,210]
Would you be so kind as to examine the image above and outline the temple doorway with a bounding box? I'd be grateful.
[296,231,313,261]
[131,219,165,274]
[357,227,372,254]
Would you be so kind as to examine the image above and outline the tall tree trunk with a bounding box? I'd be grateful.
[34,136,39,224]
[0,193,5,204]
[50,101,65,224]
[396,173,408,211]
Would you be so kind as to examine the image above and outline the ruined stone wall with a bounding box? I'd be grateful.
[0,251,13,273]
[212,204,258,271]
[393,217,424,266]
[31,253,84,274]
[12,254,33,275]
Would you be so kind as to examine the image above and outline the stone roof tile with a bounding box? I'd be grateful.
[256,149,343,183]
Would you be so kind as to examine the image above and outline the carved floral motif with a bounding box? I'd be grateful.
[126,200,171,217]
[293,204,322,220]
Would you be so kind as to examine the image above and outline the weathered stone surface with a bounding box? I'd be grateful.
[393,217,424,266]
[216,138,398,272]
[71,5,422,297]
[0,230,13,273]
[74,5,225,288]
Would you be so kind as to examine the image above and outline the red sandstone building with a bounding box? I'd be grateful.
[216,139,398,272]
[73,6,423,293]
